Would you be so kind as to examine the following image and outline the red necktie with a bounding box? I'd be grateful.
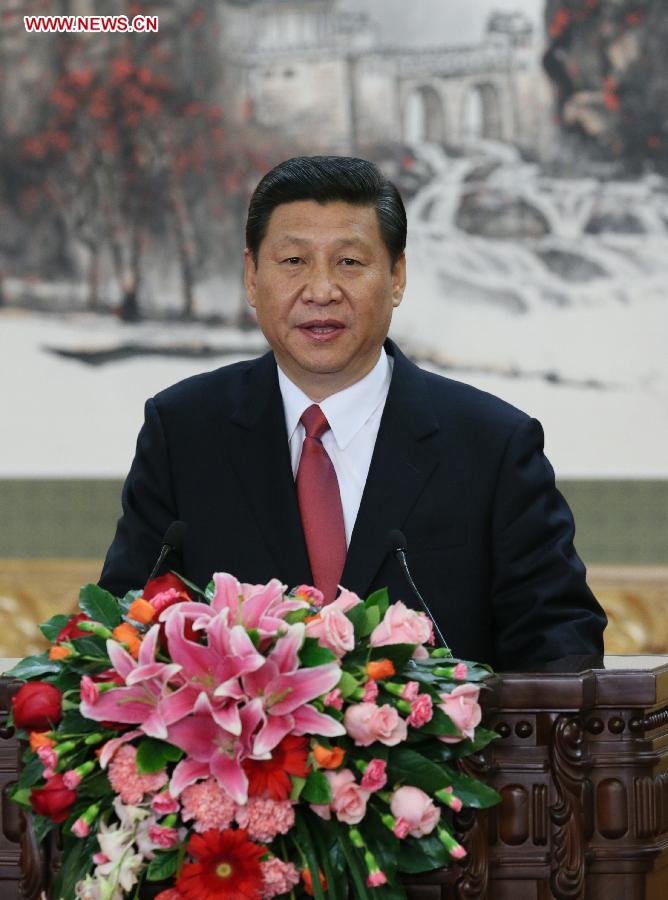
[296,405,347,605]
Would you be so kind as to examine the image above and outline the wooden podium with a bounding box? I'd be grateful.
[1,656,667,899]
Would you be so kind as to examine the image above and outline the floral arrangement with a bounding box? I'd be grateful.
[7,572,500,899]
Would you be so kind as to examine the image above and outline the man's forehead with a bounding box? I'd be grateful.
[263,200,381,245]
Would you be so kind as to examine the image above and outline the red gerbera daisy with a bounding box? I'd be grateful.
[243,734,310,800]
[176,829,264,899]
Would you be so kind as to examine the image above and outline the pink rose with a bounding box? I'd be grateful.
[344,702,408,747]
[390,786,441,837]
[360,759,387,792]
[370,601,432,647]
[407,693,433,728]
[438,683,482,743]
[326,769,370,825]
[305,607,355,657]
[331,588,363,613]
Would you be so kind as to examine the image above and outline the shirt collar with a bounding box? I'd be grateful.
[277,349,392,450]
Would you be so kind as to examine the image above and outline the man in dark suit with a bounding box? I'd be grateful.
[99,156,606,671]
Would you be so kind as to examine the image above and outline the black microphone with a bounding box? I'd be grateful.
[388,529,451,654]
[148,521,188,581]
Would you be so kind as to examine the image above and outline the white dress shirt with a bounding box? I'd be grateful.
[277,349,393,546]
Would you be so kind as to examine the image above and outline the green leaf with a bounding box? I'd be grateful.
[136,738,183,774]
[387,746,450,794]
[309,815,346,900]
[60,709,104,734]
[338,671,360,699]
[440,765,501,808]
[446,727,500,758]
[39,614,71,642]
[146,849,179,881]
[345,603,369,639]
[70,635,110,659]
[17,754,46,792]
[78,584,122,629]
[295,814,328,900]
[301,769,332,805]
[359,604,381,637]
[9,786,31,808]
[290,775,306,802]
[299,637,337,667]
[397,833,451,873]
[365,587,389,618]
[51,833,98,899]
[4,652,61,680]
[414,707,462,738]
[32,814,54,845]
[334,821,372,899]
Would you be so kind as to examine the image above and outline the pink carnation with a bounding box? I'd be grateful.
[148,825,180,849]
[368,871,388,887]
[151,791,179,815]
[401,681,420,701]
[80,675,99,705]
[63,770,81,789]
[362,679,379,702]
[37,745,57,772]
[181,778,236,832]
[235,797,295,842]
[149,587,184,614]
[72,817,89,838]
[107,744,168,805]
[407,693,434,728]
[261,857,300,898]
[360,758,387,792]
[324,688,344,710]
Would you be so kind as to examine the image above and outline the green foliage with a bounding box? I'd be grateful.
[146,849,179,881]
[51,833,98,899]
[4,651,61,680]
[78,584,122,629]
[299,637,337,667]
[387,746,451,794]
[369,643,416,671]
[337,670,360,698]
[364,587,390,619]
[439,765,501,808]
[295,814,328,900]
[16,754,45,792]
[39,614,71,642]
[397,833,450,873]
[301,769,332,805]
[136,738,183,774]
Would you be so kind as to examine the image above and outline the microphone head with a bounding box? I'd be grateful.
[163,520,188,550]
[388,529,407,554]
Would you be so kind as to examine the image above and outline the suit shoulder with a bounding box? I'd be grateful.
[151,357,255,415]
[420,367,531,431]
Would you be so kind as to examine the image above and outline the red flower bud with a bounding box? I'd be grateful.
[142,573,191,601]
[56,612,92,642]
[12,682,62,730]
[30,774,77,824]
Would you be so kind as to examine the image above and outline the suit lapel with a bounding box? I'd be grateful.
[340,341,441,598]
[226,351,312,587]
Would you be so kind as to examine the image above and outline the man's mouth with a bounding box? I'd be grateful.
[298,320,345,338]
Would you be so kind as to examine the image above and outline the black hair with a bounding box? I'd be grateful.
[245,155,406,266]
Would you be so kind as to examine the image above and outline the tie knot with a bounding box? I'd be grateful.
[300,404,330,440]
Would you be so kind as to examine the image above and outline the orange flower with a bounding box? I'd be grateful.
[29,732,55,752]
[48,645,72,661]
[367,659,395,680]
[304,614,321,624]
[302,867,327,896]
[312,745,345,770]
[128,597,157,625]
[113,622,141,658]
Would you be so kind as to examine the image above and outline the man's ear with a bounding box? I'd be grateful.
[391,252,407,308]
[243,248,257,308]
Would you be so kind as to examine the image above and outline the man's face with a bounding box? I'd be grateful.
[244,200,406,399]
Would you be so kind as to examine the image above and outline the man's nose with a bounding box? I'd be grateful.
[302,263,342,303]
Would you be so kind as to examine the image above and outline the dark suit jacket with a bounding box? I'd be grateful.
[99,339,606,670]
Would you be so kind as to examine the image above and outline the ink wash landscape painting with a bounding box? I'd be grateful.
[1,0,666,477]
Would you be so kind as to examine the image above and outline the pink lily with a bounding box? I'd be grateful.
[243,623,345,756]
[167,698,264,803]
[80,625,196,740]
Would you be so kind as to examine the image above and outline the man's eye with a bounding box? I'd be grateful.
[282,257,303,265]
[340,257,360,266]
